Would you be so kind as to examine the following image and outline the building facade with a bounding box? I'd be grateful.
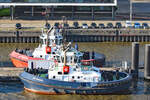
[0,0,117,20]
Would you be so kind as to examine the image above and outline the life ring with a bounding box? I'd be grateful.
[46,46,51,54]
[63,66,69,73]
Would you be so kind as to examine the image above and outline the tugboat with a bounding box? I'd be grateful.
[9,27,105,68]
[19,43,132,95]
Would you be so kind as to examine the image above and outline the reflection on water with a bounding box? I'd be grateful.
[0,42,145,62]
[0,82,23,93]
[22,91,132,100]
[0,42,150,100]
[1,80,150,100]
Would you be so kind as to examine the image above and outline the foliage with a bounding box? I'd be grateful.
[0,8,10,17]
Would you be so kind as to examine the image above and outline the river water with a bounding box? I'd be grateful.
[0,42,150,100]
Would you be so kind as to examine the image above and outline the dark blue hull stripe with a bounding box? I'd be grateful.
[20,72,132,94]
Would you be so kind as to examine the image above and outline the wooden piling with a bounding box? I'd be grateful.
[131,42,139,78]
[144,44,150,80]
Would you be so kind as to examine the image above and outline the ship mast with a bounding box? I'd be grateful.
[63,44,70,66]
[44,6,51,47]
[62,43,71,75]
[46,27,52,46]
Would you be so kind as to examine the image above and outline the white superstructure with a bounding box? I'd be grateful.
[47,43,101,83]
[32,27,63,60]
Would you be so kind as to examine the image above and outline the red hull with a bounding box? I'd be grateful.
[9,51,43,68]
[24,87,65,95]
[10,57,28,68]
[9,51,105,68]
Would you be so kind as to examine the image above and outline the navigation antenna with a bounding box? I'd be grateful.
[46,27,53,46]
[42,6,50,30]
[63,43,71,66]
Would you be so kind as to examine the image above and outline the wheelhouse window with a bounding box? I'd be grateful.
[58,72,62,74]
[66,56,70,63]
[55,39,58,45]
[56,38,62,45]
[44,39,46,45]
[61,57,64,63]
[56,56,61,63]
[53,76,55,79]
[77,56,82,63]
[40,39,46,45]
[40,39,43,44]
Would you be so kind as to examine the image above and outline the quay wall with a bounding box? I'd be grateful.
[0,67,24,82]
[0,29,150,43]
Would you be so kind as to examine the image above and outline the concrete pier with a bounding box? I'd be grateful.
[144,44,150,80]
[0,67,24,82]
[0,28,150,43]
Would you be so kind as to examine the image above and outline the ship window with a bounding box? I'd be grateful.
[62,57,64,62]
[60,39,62,45]
[77,57,81,63]
[72,76,74,79]
[78,76,80,79]
[94,69,98,72]
[53,76,55,79]
[56,56,60,63]
[74,57,77,63]
[40,39,43,44]
[58,39,62,45]
[66,56,70,63]
[40,55,42,58]
[81,83,86,87]
[70,57,72,63]
[44,39,46,44]
[64,72,68,74]
[71,56,74,63]
[58,72,62,75]
[55,39,58,45]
